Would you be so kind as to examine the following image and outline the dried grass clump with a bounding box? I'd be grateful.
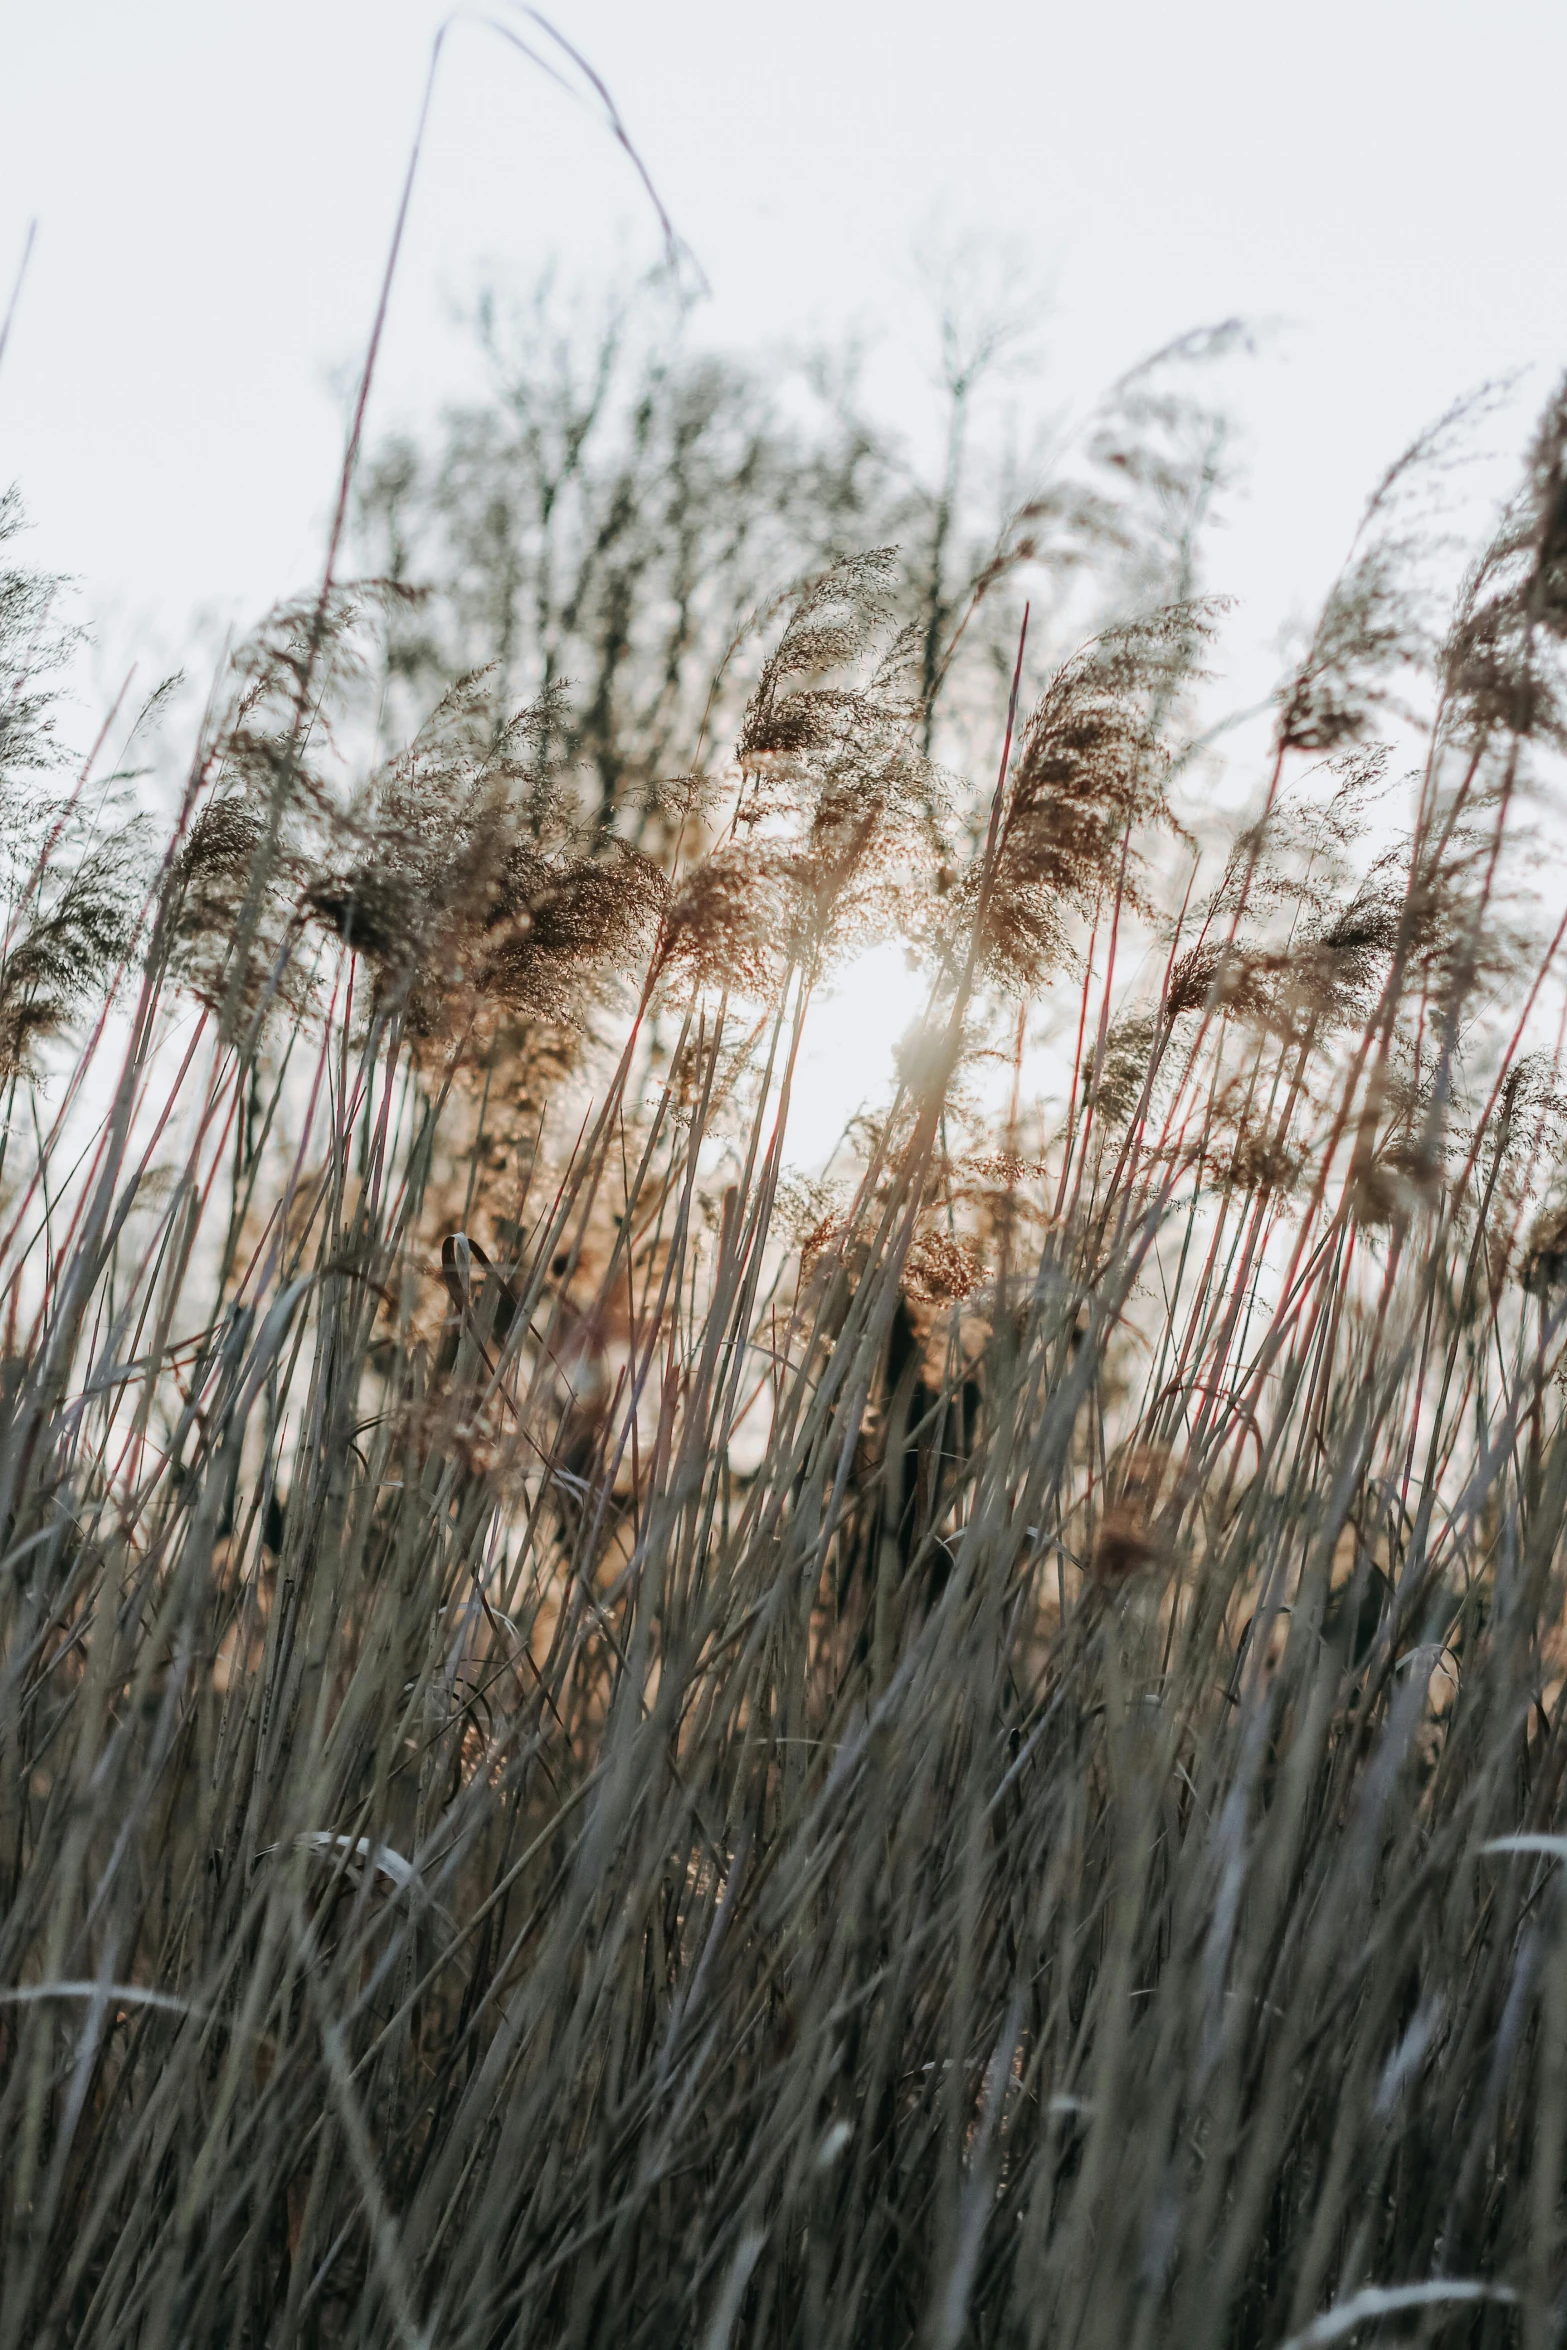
[0,503,148,1080]
[0,831,145,1080]
[300,672,667,1040]
[10,356,1567,2350]
[954,602,1210,995]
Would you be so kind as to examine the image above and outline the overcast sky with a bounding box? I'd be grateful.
[3,0,1565,699]
[2,0,1564,1160]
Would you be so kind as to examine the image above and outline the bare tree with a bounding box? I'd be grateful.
[355,269,1247,851]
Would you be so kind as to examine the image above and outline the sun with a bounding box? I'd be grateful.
[785,938,929,1170]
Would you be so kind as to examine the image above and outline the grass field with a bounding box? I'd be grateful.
[3,258,1567,2348]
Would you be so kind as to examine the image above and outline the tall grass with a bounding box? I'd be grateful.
[3,313,1567,2350]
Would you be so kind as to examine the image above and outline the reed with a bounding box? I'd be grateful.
[2,275,1567,2350]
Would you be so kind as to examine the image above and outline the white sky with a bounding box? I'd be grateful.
[4,0,1565,665]
[3,0,1566,1156]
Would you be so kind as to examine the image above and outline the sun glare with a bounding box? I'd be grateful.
[785,939,928,1169]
